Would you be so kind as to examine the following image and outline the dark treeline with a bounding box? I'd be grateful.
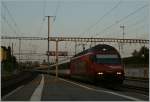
[123,46,149,66]
[1,46,18,72]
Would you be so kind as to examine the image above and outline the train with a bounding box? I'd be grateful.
[49,44,125,84]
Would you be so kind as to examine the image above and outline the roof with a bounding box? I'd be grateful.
[74,44,118,57]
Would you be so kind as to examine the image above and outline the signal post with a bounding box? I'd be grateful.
[55,40,58,79]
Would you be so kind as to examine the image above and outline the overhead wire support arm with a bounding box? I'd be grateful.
[2,36,149,44]
[1,36,47,40]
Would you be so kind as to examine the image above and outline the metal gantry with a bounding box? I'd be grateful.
[1,36,47,40]
[2,36,149,79]
[1,36,149,44]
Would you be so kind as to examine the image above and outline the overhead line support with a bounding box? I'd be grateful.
[1,36,149,44]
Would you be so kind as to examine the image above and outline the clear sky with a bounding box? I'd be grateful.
[1,0,149,62]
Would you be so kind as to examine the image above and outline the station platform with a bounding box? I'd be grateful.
[2,74,148,101]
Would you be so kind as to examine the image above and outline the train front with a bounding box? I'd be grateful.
[91,46,124,84]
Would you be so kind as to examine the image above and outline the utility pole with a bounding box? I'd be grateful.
[120,25,125,68]
[19,39,21,68]
[45,16,55,64]
[120,25,125,53]
[120,25,125,43]
[76,43,86,52]
[55,40,58,79]
[75,42,86,55]
[11,42,14,70]
[83,44,85,51]
[75,41,77,55]
[12,43,13,56]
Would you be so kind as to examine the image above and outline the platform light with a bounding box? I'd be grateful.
[116,72,122,75]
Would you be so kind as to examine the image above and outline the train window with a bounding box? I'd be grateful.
[92,54,121,64]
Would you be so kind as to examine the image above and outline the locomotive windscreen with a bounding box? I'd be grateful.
[92,54,121,64]
[74,44,120,58]
[96,54,118,58]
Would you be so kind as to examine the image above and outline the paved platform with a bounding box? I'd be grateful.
[2,74,149,101]
[42,75,131,101]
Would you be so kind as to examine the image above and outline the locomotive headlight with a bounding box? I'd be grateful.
[116,72,122,75]
[98,72,103,75]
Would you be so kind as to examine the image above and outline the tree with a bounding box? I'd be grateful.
[138,46,149,64]
[132,49,138,57]
[130,46,149,64]
[42,59,46,64]
[7,46,11,58]
[1,46,18,72]
[123,46,149,65]
[138,46,149,57]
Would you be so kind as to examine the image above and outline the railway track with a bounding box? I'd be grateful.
[63,76,149,95]
[121,84,149,95]
[123,77,149,95]
[35,70,149,95]
[102,82,149,95]
[125,77,149,83]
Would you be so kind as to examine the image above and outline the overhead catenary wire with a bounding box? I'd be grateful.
[94,4,148,37]
[118,9,147,27]
[1,4,18,35]
[124,18,147,35]
[83,3,148,54]
[1,15,17,35]
[67,1,122,56]
[91,4,148,56]
[1,2,22,36]
[53,0,61,23]
[82,0,122,37]
[43,0,46,21]
[2,2,26,56]
[111,17,147,36]
[127,18,146,28]
[37,0,47,37]
[129,23,147,34]
[1,1,31,62]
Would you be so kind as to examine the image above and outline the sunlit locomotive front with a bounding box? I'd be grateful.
[70,44,124,84]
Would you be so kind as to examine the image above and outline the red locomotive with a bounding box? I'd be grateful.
[49,44,124,84]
